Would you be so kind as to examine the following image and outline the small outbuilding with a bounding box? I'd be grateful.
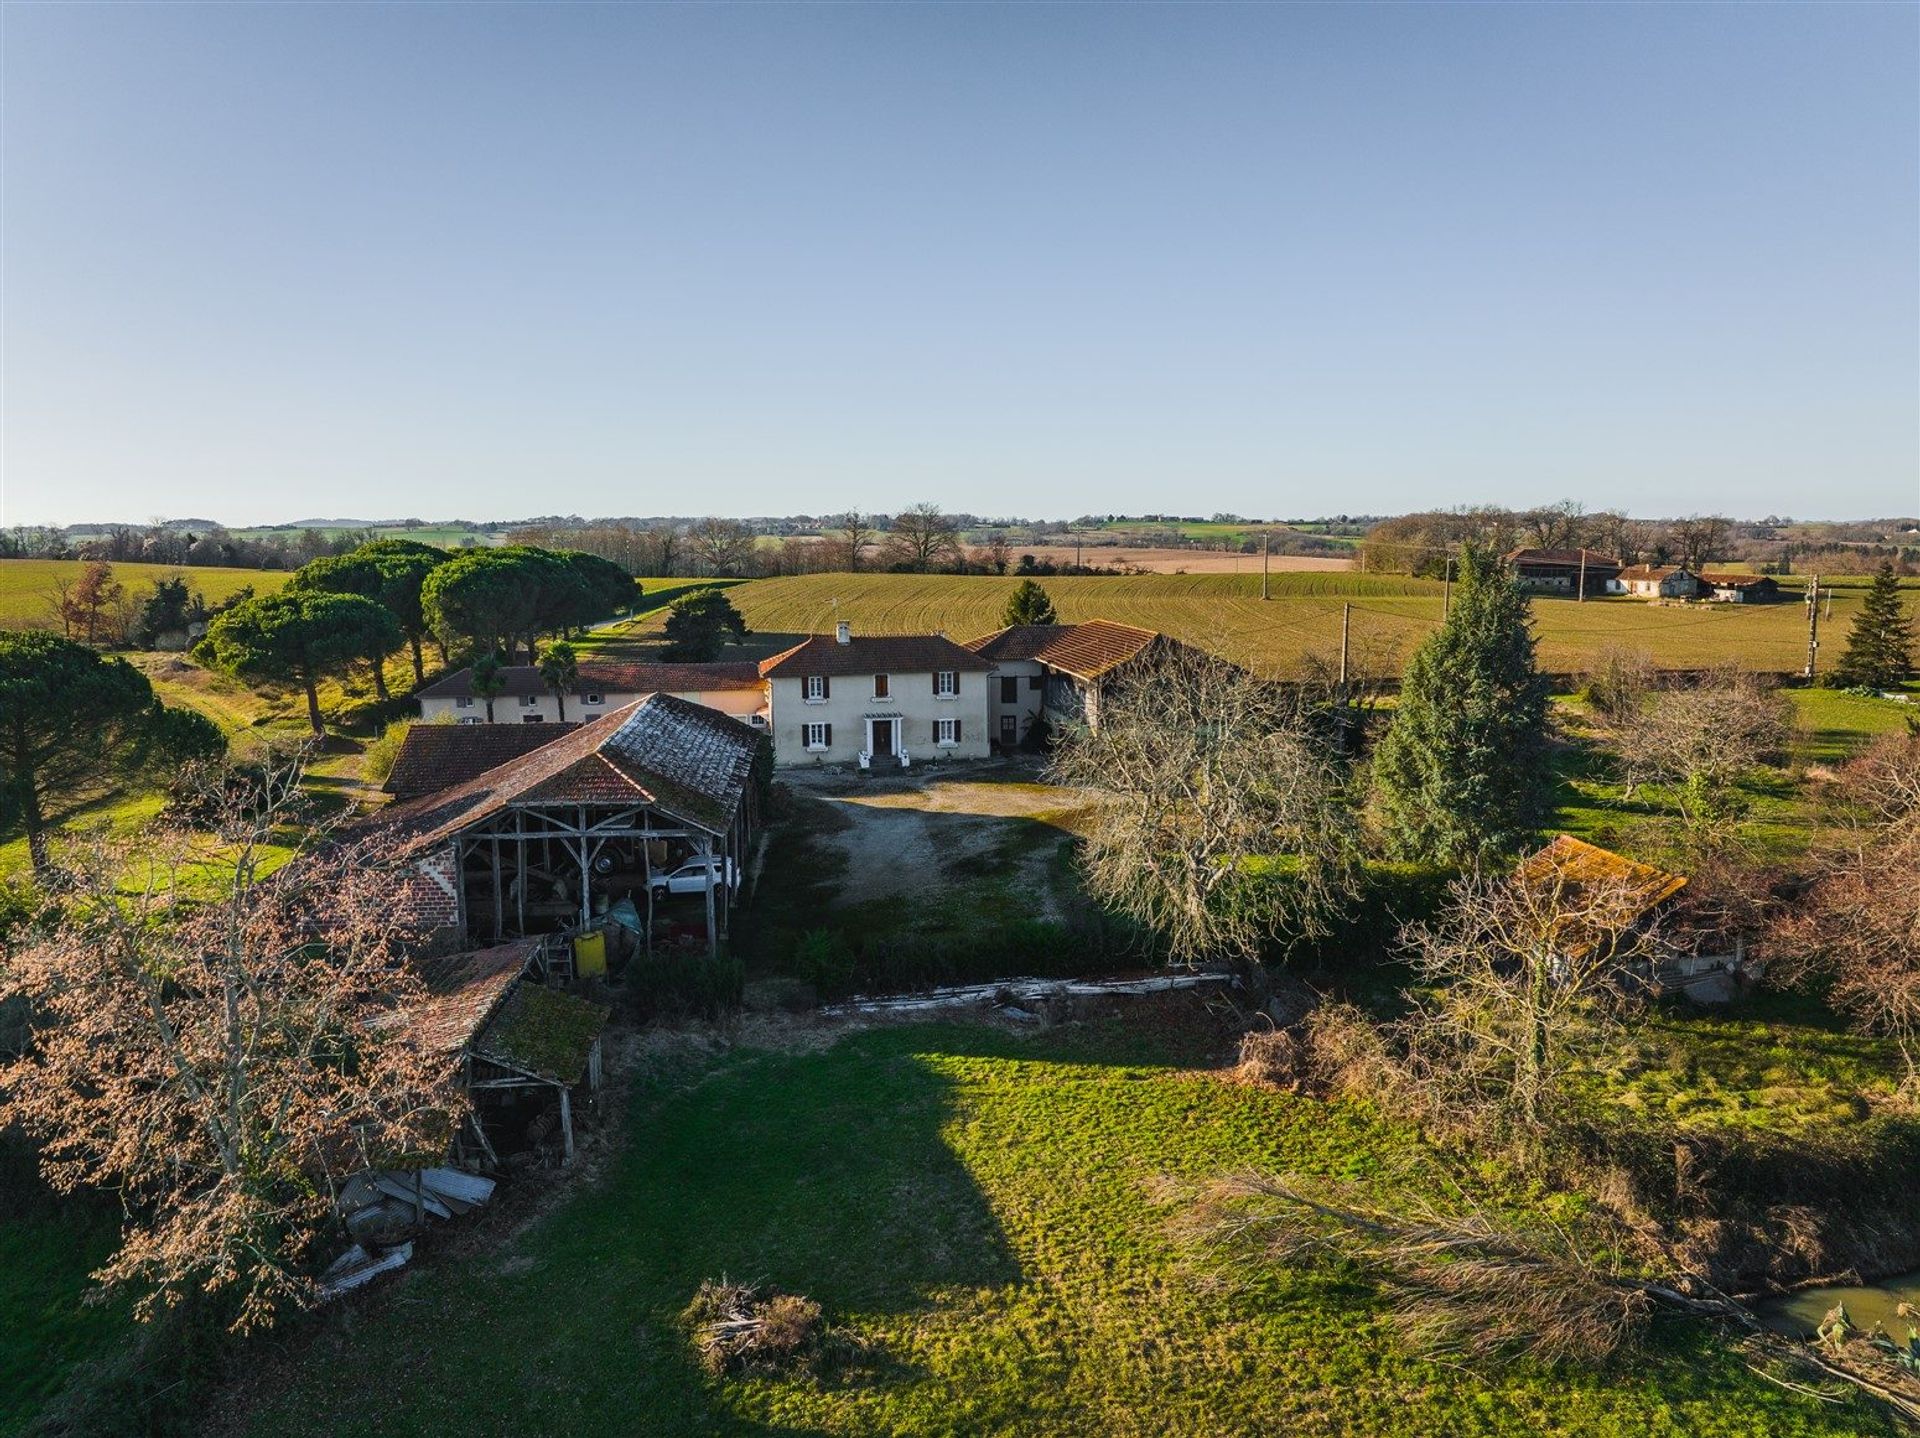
[409,937,610,1166]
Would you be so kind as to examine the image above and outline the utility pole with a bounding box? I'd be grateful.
[1337,602,1353,755]
[1804,574,1821,680]
[1261,531,1270,601]
[1442,553,1455,621]
[1577,548,1588,603]
[1338,602,1351,687]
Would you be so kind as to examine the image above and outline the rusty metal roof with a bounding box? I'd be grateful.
[1512,835,1688,958]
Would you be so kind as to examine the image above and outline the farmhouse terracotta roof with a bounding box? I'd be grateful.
[964,619,1163,680]
[419,661,762,701]
[406,939,543,1055]
[375,694,761,846]
[758,633,992,679]
[1512,835,1688,957]
[1696,573,1777,591]
[1618,565,1688,582]
[1505,548,1623,569]
[383,723,579,800]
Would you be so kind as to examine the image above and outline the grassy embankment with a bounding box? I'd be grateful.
[220,1019,1895,1438]
[578,570,1908,677]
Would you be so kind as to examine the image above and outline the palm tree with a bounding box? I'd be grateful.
[471,653,506,723]
[539,641,579,722]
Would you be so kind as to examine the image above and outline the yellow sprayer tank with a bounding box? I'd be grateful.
[572,930,607,978]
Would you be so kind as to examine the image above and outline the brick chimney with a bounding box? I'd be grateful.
[835,621,851,644]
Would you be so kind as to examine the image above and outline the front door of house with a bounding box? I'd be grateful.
[870,719,894,756]
[1000,714,1017,745]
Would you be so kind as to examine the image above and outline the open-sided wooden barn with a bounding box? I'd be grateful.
[375,694,766,955]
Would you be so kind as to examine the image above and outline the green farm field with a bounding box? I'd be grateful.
[588,571,1904,676]
[0,559,290,630]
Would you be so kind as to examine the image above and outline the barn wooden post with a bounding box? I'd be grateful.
[557,1084,575,1165]
[700,833,717,957]
[490,837,504,941]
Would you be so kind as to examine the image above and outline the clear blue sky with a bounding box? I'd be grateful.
[3,2,1915,526]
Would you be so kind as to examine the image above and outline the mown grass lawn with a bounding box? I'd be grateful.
[0,1198,123,1438]
[227,1020,1891,1438]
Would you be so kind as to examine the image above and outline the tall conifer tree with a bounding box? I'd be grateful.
[1829,562,1914,691]
[1372,546,1551,866]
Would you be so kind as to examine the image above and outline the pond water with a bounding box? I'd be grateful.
[1759,1271,1920,1337]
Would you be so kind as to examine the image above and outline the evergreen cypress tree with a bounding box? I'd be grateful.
[1372,545,1552,866]
[1828,561,1914,691]
[1002,578,1059,627]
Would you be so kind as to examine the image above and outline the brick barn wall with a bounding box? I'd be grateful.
[391,844,464,945]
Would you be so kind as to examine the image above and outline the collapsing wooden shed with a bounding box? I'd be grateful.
[410,938,610,1166]
[376,695,766,956]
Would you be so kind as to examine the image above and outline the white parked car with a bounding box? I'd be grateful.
[650,857,740,902]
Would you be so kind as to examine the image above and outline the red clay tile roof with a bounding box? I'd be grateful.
[406,939,543,1055]
[758,633,992,679]
[383,723,580,799]
[1505,548,1623,569]
[964,619,1163,681]
[419,661,762,701]
[374,694,761,847]
[962,624,1068,663]
[1618,565,1690,582]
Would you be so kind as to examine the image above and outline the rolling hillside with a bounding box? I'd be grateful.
[588,571,1893,677]
[0,559,291,630]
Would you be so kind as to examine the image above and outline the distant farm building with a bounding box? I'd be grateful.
[1505,548,1622,597]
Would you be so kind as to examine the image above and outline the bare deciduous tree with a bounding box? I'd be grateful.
[976,530,1011,575]
[0,753,461,1331]
[1778,734,1920,1083]
[1608,669,1793,830]
[687,517,757,577]
[1046,646,1357,963]
[1523,500,1585,552]
[1398,846,1668,1136]
[834,512,876,571]
[884,503,961,572]
[1666,514,1731,571]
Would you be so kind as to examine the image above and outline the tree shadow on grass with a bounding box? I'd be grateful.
[228,1029,1033,1437]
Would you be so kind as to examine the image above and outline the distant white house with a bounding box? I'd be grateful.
[1615,564,1701,599]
